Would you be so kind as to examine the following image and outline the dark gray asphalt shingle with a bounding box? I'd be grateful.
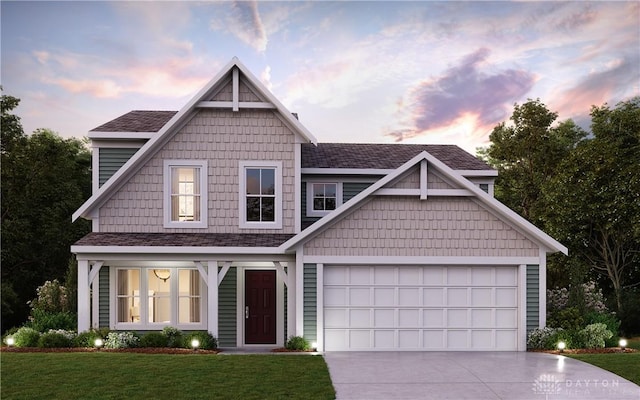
[91,110,177,132]
[74,232,294,247]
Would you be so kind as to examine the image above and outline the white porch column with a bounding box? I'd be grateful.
[77,259,90,332]
[295,246,304,336]
[286,262,296,339]
[207,260,218,337]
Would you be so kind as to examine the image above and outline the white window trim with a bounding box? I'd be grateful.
[239,161,283,229]
[163,160,208,229]
[110,267,207,331]
[306,182,343,217]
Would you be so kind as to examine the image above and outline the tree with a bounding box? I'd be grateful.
[541,97,640,313]
[1,94,91,331]
[479,99,586,229]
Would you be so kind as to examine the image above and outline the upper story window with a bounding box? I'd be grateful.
[163,160,208,228]
[307,182,343,217]
[239,161,282,229]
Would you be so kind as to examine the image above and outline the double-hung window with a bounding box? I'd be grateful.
[239,161,282,229]
[164,160,207,228]
[113,267,204,329]
[307,182,342,217]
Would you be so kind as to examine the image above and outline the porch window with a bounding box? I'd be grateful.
[163,160,208,228]
[114,268,204,329]
[239,161,282,229]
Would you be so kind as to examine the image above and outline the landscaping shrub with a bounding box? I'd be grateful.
[38,331,72,348]
[27,279,71,313]
[74,329,107,348]
[162,326,183,348]
[12,327,40,347]
[28,309,77,332]
[527,327,559,349]
[182,331,218,350]
[579,323,613,349]
[104,331,139,349]
[140,332,168,348]
[547,307,584,331]
[285,336,310,351]
[546,329,583,350]
[586,312,620,347]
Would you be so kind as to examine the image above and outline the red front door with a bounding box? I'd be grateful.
[245,270,277,344]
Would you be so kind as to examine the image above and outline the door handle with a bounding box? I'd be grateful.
[245,306,249,319]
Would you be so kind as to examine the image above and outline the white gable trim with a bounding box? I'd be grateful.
[281,151,567,255]
[73,57,317,222]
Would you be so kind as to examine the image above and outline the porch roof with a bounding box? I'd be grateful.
[74,232,295,247]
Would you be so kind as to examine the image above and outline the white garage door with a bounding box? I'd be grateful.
[324,266,519,351]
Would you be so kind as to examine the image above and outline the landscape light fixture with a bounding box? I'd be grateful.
[557,341,566,353]
[619,339,627,350]
[191,339,200,350]
[153,269,171,282]
[311,342,318,352]
[94,338,104,349]
[5,337,15,347]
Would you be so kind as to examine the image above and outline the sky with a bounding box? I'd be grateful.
[1,1,639,154]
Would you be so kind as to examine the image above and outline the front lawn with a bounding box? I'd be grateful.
[568,352,640,386]
[0,353,335,400]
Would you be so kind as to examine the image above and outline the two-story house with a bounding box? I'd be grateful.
[72,58,566,351]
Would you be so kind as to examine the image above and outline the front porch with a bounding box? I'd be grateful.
[76,256,301,348]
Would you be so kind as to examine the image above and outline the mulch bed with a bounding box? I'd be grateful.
[271,348,315,353]
[530,348,637,354]
[0,346,219,354]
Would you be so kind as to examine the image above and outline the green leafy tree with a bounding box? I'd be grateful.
[541,97,640,313]
[479,99,586,228]
[1,94,91,331]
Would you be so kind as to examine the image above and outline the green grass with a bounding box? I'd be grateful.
[568,353,640,385]
[627,337,640,350]
[0,353,336,400]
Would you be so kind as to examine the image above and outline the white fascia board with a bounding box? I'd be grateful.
[284,150,568,255]
[73,57,316,222]
[302,256,541,265]
[87,132,157,140]
[71,245,286,255]
[459,169,498,177]
[233,59,317,145]
[301,168,393,175]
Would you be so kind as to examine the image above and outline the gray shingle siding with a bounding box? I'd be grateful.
[526,265,540,333]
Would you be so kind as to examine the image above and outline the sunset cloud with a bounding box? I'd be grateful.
[211,1,268,52]
[388,48,536,142]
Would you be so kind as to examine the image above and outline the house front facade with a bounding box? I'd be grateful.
[72,58,566,351]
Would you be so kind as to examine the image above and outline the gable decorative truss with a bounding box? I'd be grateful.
[73,57,317,222]
[281,151,568,255]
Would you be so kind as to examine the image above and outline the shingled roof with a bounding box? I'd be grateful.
[74,232,294,247]
[90,111,492,171]
[302,143,492,171]
[91,110,177,132]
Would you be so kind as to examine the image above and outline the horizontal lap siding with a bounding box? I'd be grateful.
[303,264,317,342]
[99,148,139,187]
[218,267,237,347]
[343,182,373,202]
[99,266,109,328]
[99,108,297,233]
[526,265,540,332]
[304,196,539,257]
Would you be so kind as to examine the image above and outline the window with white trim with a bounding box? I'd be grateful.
[163,160,207,228]
[114,268,204,329]
[239,161,282,229]
[306,182,342,217]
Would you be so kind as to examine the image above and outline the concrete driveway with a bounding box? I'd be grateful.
[324,352,640,400]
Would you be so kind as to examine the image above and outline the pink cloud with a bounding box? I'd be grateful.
[388,48,536,141]
[48,78,123,98]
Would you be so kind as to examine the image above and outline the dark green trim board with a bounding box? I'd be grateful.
[526,265,540,332]
[99,148,139,187]
[218,267,237,347]
[99,266,109,328]
[303,264,317,343]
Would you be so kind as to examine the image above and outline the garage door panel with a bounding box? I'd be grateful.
[324,265,519,351]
